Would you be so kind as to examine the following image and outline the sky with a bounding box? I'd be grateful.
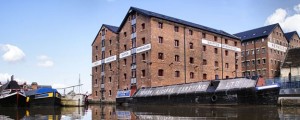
[0,0,300,94]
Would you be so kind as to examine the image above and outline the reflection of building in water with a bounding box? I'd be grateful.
[90,105,117,120]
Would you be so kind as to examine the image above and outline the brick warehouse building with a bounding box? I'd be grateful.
[234,24,300,79]
[91,7,242,102]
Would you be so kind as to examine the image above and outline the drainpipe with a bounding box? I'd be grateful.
[221,36,223,80]
[184,27,187,84]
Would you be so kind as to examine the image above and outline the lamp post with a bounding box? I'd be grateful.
[286,61,292,83]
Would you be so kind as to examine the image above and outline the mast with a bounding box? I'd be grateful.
[79,74,81,94]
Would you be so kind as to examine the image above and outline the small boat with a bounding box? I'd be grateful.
[0,75,27,107]
[26,87,61,107]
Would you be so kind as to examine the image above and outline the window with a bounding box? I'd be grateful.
[203,59,207,65]
[234,41,237,46]
[262,39,265,42]
[141,23,145,29]
[101,29,105,36]
[214,36,217,41]
[131,25,136,33]
[225,63,229,68]
[95,55,98,60]
[190,57,194,64]
[142,70,146,77]
[190,72,194,79]
[202,33,206,38]
[95,46,98,50]
[132,38,136,48]
[124,32,127,37]
[109,90,112,96]
[235,65,238,69]
[101,76,104,83]
[95,91,97,96]
[124,73,127,79]
[214,48,218,54]
[124,59,127,65]
[189,42,193,49]
[95,79,98,84]
[263,59,266,64]
[225,39,228,44]
[225,50,228,56]
[101,51,105,59]
[175,40,179,47]
[158,36,163,43]
[257,59,260,64]
[252,50,254,55]
[226,76,229,79]
[142,53,146,60]
[175,55,180,62]
[189,29,193,35]
[124,45,127,50]
[109,50,112,56]
[158,22,163,29]
[235,52,238,57]
[215,75,219,80]
[175,71,180,77]
[158,53,164,60]
[132,55,136,63]
[109,63,112,70]
[95,67,98,72]
[252,60,255,65]
[256,49,260,54]
[142,37,146,44]
[203,45,206,51]
[132,70,136,78]
[174,26,179,32]
[246,61,250,66]
[109,77,111,83]
[101,40,105,47]
[241,51,244,56]
[158,69,164,76]
[215,61,218,67]
[203,74,207,80]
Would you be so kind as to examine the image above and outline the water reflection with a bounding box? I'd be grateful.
[0,105,300,120]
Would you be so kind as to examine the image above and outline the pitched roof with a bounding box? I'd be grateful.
[91,24,119,46]
[284,31,299,42]
[234,23,279,42]
[103,24,119,33]
[0,80,21,92]
[282,47,300,68]
[118,7,239,40]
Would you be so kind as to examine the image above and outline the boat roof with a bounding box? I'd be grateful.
[0,80,21,92]
[36,88,58,94]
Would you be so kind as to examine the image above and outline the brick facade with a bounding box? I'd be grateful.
[91,7,242,102]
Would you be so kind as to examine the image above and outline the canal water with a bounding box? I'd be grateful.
[0,105,299,120]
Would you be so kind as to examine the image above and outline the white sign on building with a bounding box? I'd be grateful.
[92,60,102,67]
[202,39,241,52]
[267,42,287,52]
[119,50,131,59]
[104,55,117,63]
[136,44,151,53]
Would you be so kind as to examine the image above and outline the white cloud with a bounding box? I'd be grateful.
[294,4,300,13]
[0,44,25,63]
[37,55,54,67]
[265,4,300,33]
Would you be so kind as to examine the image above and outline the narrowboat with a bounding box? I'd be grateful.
[0,76,27,107]
[26,87,61,106]
[116,77,280,105]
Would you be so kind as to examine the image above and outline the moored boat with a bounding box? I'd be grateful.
[61,90,87,107]
[26,87,61,107]
[0,76,27,107]
[116,77,280,105]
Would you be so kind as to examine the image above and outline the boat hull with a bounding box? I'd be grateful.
[117,87,280,105]
[0,92,27,107]
[28,92,61,107]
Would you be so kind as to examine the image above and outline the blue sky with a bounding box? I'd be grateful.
[1,0,300,93]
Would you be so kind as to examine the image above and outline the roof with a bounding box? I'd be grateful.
[118,7,239,40]
[234,23,279,42]
[103,24,119,33]
[284,31,299,42]
[91,24,119,45]
[282,47,300,68]
[36,88,58,94]
[0,80,21,92]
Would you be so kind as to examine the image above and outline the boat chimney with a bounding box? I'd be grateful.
[11,75,14,81]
